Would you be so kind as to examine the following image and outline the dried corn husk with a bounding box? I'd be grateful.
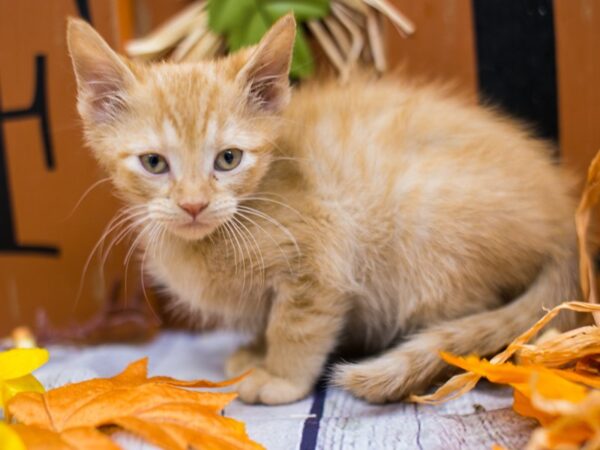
[125,2,207,60]
[518,326,600,368]
[577,151,600,325]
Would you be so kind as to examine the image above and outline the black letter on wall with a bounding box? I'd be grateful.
[0,55,59,256]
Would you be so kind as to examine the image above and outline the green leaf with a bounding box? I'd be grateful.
[226,24,246,52]
[207,0,254,33]
[262,0,329,21]
[207,0,331,78]
[245,9,271,46]
[290,27,314,78]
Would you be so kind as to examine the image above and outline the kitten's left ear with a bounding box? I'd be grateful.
[67,17,137,123]
[236,14,296,113]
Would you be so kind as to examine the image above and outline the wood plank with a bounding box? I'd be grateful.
[384,0,478,97]
[554,0,600,175]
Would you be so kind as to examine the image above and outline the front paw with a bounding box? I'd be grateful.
[237,367,312,405]
[225,347,264,378]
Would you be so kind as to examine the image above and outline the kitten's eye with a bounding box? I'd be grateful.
[214,149,243,171]
[139,153,169,174]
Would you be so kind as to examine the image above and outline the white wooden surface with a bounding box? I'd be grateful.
[35,331,535,450]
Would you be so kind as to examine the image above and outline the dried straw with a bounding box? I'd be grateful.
[125,0,415,79]
[576,151,600,325]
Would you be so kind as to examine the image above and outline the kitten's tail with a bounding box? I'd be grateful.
[334,246,584,403]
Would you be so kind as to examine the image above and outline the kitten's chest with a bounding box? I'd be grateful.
[145,236,269,327]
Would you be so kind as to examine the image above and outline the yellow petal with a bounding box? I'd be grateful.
[0,348,49,381]
[0,422,26,450]
[1,374,45,408]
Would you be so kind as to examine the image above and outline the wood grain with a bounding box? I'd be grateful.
[554,0,600,176]
[384,0,478,97]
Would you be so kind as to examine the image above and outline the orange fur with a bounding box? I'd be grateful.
[68,15,583,404]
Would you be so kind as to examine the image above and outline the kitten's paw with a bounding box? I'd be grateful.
[333,355,427,404]
[237,368,311,405]
[225,347,264,378]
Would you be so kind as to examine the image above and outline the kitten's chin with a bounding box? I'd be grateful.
[168,221,218,241]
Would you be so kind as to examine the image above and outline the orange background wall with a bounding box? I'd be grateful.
[0,1,133,335]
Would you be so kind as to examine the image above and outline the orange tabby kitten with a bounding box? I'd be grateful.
[67,15,581,404]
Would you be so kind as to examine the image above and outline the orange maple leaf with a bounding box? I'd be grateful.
[5,358,263,450]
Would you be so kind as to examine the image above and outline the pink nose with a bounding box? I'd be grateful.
[179,202,209,219]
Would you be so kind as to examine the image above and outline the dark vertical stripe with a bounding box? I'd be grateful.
[472,0,559,143]
[299,381,327,450]
[34,55,54,169]
[75,0,92,23]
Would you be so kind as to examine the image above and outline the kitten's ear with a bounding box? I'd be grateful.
[236,14,296,113]
[67,18,136,123]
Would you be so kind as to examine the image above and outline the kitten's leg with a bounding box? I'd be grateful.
[237,280,346,405]
[225,335,266,377]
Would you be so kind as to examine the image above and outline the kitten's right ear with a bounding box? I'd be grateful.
[236,14,296,113]
[67,18,136,123]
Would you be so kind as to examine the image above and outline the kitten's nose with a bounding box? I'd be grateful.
[179,202,209,219]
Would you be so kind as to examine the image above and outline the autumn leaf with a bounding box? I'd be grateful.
[0,348,48,410]
[6,358,262,450]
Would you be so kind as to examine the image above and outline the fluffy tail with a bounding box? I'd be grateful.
[334,250,584,403]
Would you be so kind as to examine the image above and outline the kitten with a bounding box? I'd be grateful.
[67,15,581,404]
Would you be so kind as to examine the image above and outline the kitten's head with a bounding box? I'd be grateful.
[67,15,295,240]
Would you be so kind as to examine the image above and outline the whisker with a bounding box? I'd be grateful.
[229,218,256,292]
[234,210,294,274]
[123,221,154,302]
[124,222,152,268]
[233,216,265,285]
[236,205,301,256]
[100,211,146,266]
[140,223,163,324]
[232,216,265,288]
[99,213,149,278]
[228,219,249,291]
[240,194,306,222]
[224,220,247,293]
[220,222,239,276]
[73,205,146,313]
[62,177,111,222]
